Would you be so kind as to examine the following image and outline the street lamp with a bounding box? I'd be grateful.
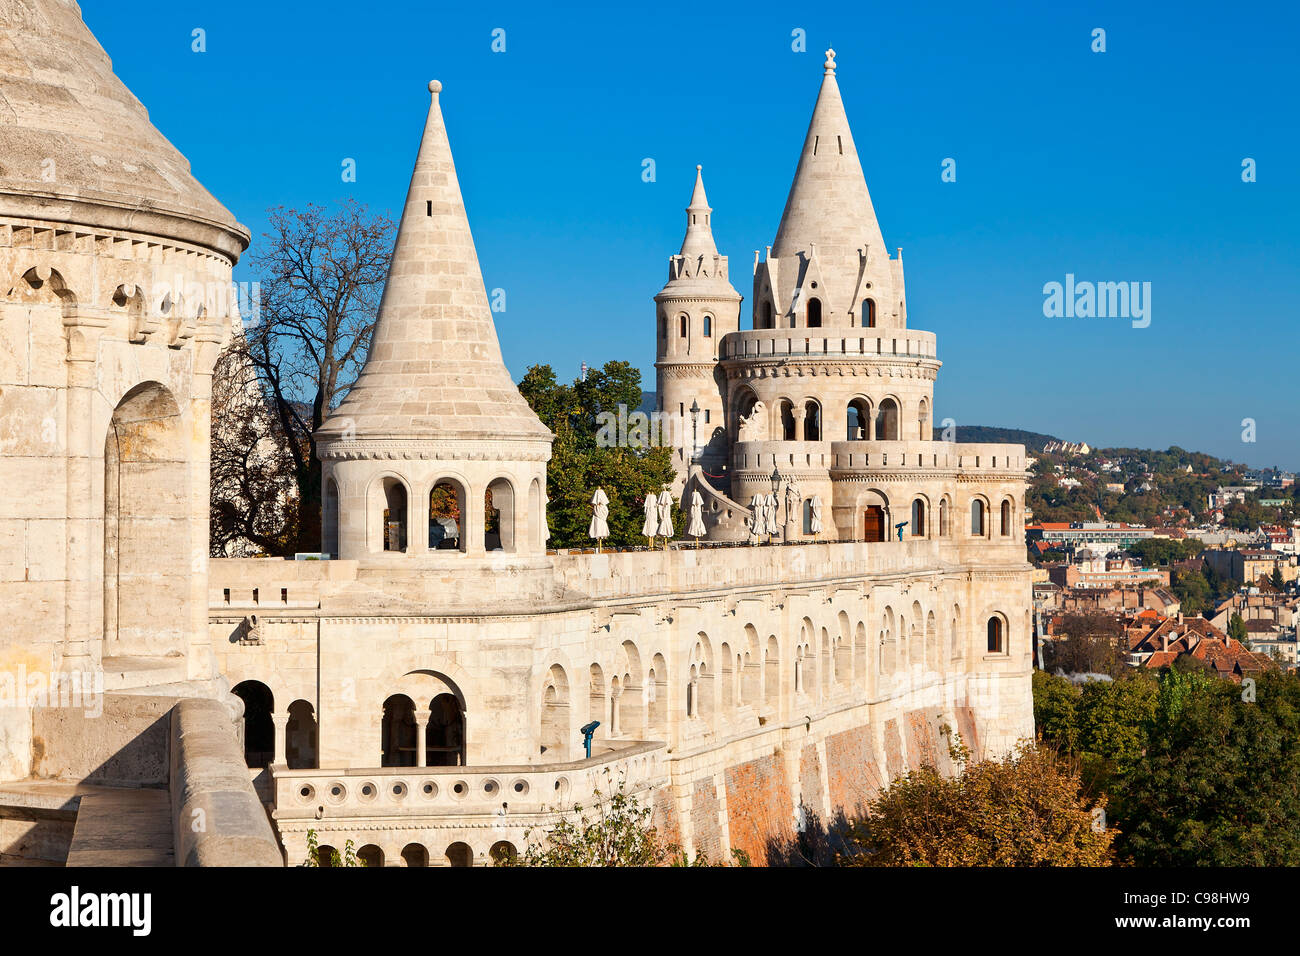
[689,399,700,464]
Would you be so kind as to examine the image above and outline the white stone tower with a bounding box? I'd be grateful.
[653,166,742,488]
[316,81,553,562]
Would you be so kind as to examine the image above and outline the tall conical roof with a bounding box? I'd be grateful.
[771,50,885,296]
[0,0,248,259]
[317,81,550,445]
[679,165,717,259]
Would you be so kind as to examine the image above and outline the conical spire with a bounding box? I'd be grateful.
[318,81,550,445]
[771,50,885,285]
[679,165,718,258]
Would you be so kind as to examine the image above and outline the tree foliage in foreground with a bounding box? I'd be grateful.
[837,744,1113,866]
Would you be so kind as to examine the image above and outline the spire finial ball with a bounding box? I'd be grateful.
[696,164,702,171]
[824,48,836,73]
[429,80,442,94]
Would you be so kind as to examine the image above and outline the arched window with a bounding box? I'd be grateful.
[232,680,274,768]
[863,298,876,328]
[847,399,870,440]
[911,499,926,537]
[987,617,1005,654]
[679,314,688,337]
[971,499,986,536]
[286,699,318,769]
[779,400,796,441]
[380,478,408,552]
[703,315,713,337]
[876,399,899,441]
[381,694,417,767]
[426,693,465,766]
[760,301,773,330]
[803,400,822,441]
[484,477,515,552]
[938,498,950,537]
[917,398,930,440]
[429,479,465,551]
[1000,498,1013,536]
[807,297,822,328]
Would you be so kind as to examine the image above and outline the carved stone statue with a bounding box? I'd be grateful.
[737,401,767,442]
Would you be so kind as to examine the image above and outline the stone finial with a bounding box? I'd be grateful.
[824,48,836,73]
[429,79,442,95]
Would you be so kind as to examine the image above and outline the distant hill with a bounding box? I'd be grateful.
[953,425,1061,452]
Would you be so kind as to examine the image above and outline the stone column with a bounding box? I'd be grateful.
[272,712,290,765]
[793,409,805,442]
[414,708,430,767]
[62,308,110,670]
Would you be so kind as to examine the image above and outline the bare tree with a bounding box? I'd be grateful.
[242,200,395,552]
[210,336,297,556]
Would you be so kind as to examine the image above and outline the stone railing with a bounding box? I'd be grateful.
[730,440,1028,476]
[170,698,283,867]
[272,740,667,821]
[720,327,938,362]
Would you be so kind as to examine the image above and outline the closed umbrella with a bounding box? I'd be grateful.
[657,490,674,541]
[589,487,610,551]
[764,492,779,541]
[687,489,706,541]
[810,495,824,536]
[641,491,659,545]
[748,494,764,543]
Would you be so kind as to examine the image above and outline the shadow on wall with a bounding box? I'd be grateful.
[761,804,859,867]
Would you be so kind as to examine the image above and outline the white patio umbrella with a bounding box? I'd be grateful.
[641,491,659,546]
[588,487,610,552]
[810,495,824,536]
[687,489,706,542]
[657,490,674,542]
[748,494,764,544]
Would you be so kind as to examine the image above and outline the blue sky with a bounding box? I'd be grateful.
[86,1,1299,468]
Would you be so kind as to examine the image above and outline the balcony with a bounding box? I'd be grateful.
[720,328,938,362]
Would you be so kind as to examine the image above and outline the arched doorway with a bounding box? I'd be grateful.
[489,841,518,866]
[401,844,429,867]
[445,842,473,867]
[232,680,274,768]
[807,297,823,327]
[803,400,822,441]
[104,382,189,657]
[357,844,383,868]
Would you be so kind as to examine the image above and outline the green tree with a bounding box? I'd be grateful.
[519,362,677,549]
[1032,670,1079,752]
[838,744,1114,866]
[1114,670,1300,865]
[1228,612,1248,643]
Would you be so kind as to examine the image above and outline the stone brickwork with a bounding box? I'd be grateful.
[723,753,794,864]
[825,728,885,817]
[689,778,723,863]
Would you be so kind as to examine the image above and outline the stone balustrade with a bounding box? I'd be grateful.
[731,439,1028,476]
[272,740,667,821]
[720,327,938,362]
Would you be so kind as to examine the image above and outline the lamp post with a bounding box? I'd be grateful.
[770,464,783,544]
[689,399,700,465]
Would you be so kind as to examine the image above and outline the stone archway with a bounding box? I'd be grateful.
[103,381,190,658]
